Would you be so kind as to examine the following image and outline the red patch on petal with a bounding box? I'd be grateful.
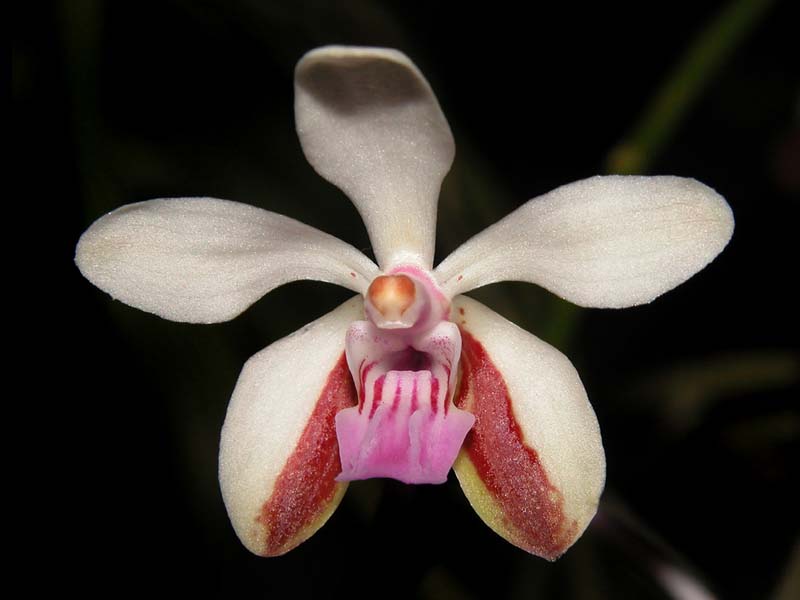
[258,353,357,555]
[456,330,576,560]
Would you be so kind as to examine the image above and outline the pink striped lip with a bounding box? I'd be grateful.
[335,367,474,483]
[335,298,474,484]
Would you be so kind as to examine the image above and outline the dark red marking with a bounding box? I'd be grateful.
[410,376,418,412]
[431,377,439,414]
[457,275,463,281]
[350,271,356,277]
[257,352,357,556]
[369,374,386,418]
[458,307,465,316]
[391,376,402,413]
[455,330,576,560]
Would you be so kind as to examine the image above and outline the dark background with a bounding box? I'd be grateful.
[17,1,797,598]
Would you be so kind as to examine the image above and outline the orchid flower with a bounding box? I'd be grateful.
[75,46,734,560]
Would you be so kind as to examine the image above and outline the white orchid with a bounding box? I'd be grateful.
[75,46,734,560]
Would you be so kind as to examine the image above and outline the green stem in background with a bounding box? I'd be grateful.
[544,0,774,350]
[607,0,775,175]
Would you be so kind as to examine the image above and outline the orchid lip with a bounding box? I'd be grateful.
[336,267,474,484]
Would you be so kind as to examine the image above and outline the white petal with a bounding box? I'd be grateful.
[436,176,734,307]
[452,296,605,560]
[75,197,379,323]
[218,296,362,556]
[295,46,455,270]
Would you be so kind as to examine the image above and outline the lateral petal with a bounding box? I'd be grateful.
[452,296,605,560]
[218,296,362,556]
[75,197,378,323]
[436,176,734,307]
[295,46,455,270]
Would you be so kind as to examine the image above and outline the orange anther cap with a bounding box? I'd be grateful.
[367,274,416,318]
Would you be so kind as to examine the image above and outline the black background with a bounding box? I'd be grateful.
[17,1,797,598]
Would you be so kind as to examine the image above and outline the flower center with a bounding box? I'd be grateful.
[335,267,475,484]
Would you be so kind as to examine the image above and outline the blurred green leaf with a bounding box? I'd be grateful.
[629,351,799,433]
[773,539,800,600]
[607,0,775,174]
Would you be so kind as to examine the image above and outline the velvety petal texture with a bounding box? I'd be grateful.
[295,46,455,270]
[436,176,734,307]
[218,297,362,556]
[75,197,379,323]
[451,296,605,560]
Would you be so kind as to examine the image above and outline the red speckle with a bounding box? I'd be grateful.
[458,307,465,316]
[455,330,575,560]
[258,353,357,556]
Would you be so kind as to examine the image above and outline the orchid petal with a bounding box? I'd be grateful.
[436,176,734,307]
[75,197,379,323]
[451,296,605,560]
[218,296,362,556]
[295,46,455,270]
